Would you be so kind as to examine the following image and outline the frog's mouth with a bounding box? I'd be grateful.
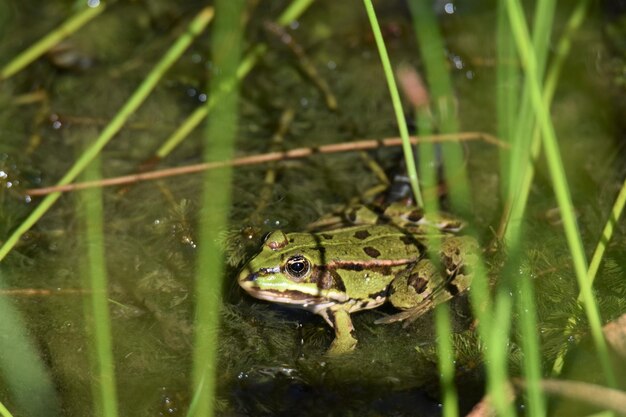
[239,271,347,312]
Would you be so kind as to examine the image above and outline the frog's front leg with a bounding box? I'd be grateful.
[320,308,357,355]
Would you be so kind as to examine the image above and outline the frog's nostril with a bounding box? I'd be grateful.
[239,271,257,283]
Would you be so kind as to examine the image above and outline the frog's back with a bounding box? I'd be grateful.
[306,224,425,263]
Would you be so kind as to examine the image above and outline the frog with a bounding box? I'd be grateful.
[238,203,479,355]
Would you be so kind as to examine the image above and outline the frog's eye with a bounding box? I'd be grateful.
[285,255,310,279]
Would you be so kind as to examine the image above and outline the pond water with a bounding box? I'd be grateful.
[0,1,624,416]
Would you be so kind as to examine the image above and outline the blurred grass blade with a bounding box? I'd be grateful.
[79,154,118,417]
[276,0,314,25]
[586,172,626,288]
[553,177,626,374]
[485,291,516,417]
[362,0,423,207]
[435,305,459,417]
[156,0,314,158]
[0,402,14,417]
[0,271,61,416]
[505,0,588,379]
[405,5,514,411]
[517,270,546,417]
[396,66,438,210]
[506,0,556,205]
[186,374,205,417]
[504,0,616,388]
[497,2,568,415]
[496,1,519,196]
[407,0,469,211]
[503,0,589,244]
[0,3,104,80]
[502,3,590,382]
[190,1,245,416]
[0,7,214,262]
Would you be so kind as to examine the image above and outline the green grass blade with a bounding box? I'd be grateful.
[185,373,206,417]
[0,272,60,416]
[276,0,314,25]
[553,176,626,375]
[0,402,14,417]
[587,178,626,288]
[464,257,514,416]
[0,4,105,80]
[156,0,314,159]
[504,0,590,246]
[498,3,581,415]
[507,0,556,202]
[518,1,592,377]
[416,108,439,212]
[362,0,423,207]
[407,0,469,210]
[517,270,546,417]
[435,305,459,417]
[505,0,616,388]
[79,154,118,417]
[0,7,214,262]
[404,7,513,409]
[496,1,519,196]
[189,1,245,416]
[487,291,516,417]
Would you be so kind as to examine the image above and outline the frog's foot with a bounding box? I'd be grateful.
[321,308,357,355]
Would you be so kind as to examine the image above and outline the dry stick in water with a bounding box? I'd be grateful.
[26,132,504,196]
[512,378,626,416]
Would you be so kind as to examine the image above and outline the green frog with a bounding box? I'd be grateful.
[238,204,479,355]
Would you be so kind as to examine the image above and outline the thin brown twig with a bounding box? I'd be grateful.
[0,288,92,296]
[512,378,626,416]
[26,132,505,197]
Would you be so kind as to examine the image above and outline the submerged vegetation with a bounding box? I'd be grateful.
[0,0,625,416]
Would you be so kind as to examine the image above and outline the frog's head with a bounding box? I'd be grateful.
[238,230,346,312]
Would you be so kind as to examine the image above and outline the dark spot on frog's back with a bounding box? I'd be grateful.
[400,234,427,251]
[408,274,428,294]
[321,233,334,240]
[363,246,381,258]
[353,230,371,240]
[407,209,423,222]
[446,281,460,295]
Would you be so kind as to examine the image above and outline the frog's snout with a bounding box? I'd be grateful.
[238,268,256,287]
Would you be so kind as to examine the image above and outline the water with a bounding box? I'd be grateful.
[0,1,624,416]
